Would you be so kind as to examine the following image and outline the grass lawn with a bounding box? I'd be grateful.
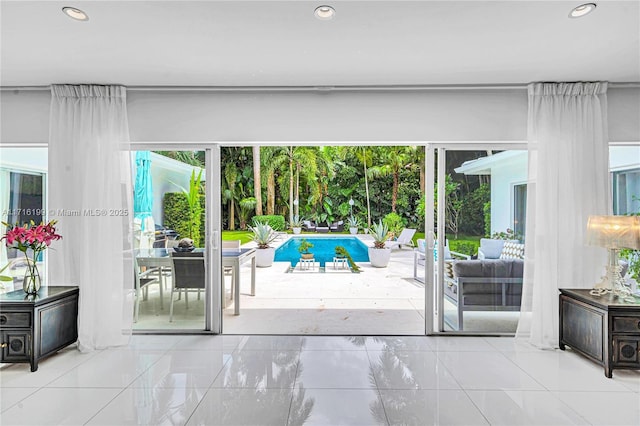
[222,230,254,245]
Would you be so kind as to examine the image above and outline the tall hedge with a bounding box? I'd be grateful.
[163,192,206,247]
[252,215,285,231]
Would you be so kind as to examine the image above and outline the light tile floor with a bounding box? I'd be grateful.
[1,335,639,425]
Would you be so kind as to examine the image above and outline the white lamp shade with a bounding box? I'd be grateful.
[586,215,640,249]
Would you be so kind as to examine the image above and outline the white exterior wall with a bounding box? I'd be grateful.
[132,152,203,226]
[488,152,528,234]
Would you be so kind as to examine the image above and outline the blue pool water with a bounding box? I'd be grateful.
[275,237,370,267]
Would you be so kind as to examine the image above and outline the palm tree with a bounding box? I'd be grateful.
[369,146,414,213]
[356,147,373,228]
[261,147,288,215]
[222,162,238,230]
[252,146,263,215]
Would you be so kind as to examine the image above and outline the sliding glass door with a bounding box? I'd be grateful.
[131,147,221,333]
[428,146,527,334]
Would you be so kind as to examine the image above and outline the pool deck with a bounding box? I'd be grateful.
[223,233,427,334]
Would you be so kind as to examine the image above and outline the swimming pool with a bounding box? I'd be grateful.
[275,236,370,267]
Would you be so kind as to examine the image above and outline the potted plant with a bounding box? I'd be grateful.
[368,220,391,268]
[298,238,314,259]
[347,215,360,235]
[290,215,304,235]
[335,245,361,272]
[249,221,278,267]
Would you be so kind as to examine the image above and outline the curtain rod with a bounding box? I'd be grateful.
[2,82,639,92]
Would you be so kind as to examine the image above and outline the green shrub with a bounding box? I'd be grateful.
[449,240,479,257]
[164,192,206,247]
[383,212,405,238]
[252,215,285,231]
[163,192,190,242]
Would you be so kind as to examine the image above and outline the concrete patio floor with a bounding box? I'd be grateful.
[134,234,519,334]
[223,235,426,334]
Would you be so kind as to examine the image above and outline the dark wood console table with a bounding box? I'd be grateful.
[0,286,79,372]
[559,288,640,378]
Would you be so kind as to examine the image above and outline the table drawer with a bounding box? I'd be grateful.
[0,312,32,328]
[612,316,640,333]
[613,336,640,365]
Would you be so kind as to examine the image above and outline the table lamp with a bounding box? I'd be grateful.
[587,215,640,298]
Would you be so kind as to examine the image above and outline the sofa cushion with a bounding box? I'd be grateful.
[500,241,525,260]
[511,259,524,278]
[453,260,484,277]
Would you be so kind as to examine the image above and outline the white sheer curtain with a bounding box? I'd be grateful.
[48,85,133,351]
[516,82,610,349]
[0,170,9,269]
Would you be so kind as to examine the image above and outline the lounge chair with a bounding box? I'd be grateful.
[302,220,316,232]
[386,228,417,250]
[329,220,344,232]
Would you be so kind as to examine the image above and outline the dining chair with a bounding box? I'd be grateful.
[153,238,168,248]
[133,257,160,322]
[169,251,205,322]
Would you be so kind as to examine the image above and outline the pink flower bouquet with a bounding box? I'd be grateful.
[1,220,62,293]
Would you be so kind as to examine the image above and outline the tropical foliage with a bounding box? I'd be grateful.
[370,220,390,249]
[157,147,492,246]
[249,221,278,249]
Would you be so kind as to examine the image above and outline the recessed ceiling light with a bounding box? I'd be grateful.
[569,3,596,18]
[62,7,89,21]
[314,5,335,20]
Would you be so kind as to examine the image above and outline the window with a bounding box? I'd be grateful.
[513,183,527,238]
[612,168,640,215]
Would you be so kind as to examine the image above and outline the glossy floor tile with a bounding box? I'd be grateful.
[87,387,207,425]
[466,390,589,425]
[369,350,461,390]
[437,351,545,390]
[504,349,632,392]
[186,388,293,426]
[289,388,386,425]
[554,391,640,426]
[1,388,122,425]
[379,389,489,425]
[2,335,639,426]
[212,350,299,389]
[295,350,375,389]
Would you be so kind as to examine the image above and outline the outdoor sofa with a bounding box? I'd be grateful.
[445,258,524,330]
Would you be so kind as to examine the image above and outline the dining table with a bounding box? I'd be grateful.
[135,247,256,315]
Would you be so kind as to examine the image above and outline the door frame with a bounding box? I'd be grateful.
[130,143,222,334]
[426,142,527,335]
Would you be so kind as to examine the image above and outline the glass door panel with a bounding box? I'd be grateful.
[132,150,209,331]
[435,148,527,334]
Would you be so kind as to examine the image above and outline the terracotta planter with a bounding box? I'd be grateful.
[301,253,314,260]
[368,247,391,268]
[255,247,275,267]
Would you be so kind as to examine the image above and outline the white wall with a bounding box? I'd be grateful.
[126,89,528,142]
[489,153,528,234]
[2,86,637,143]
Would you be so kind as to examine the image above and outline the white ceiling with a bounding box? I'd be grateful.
[1,0,639,87]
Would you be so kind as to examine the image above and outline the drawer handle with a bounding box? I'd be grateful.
[0,315,6,325]
[0,343,7,348]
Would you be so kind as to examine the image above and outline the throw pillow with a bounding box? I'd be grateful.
[500,241,525,260]
[479,238,504,259]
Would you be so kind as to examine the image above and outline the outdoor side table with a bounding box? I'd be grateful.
[299,258,315,270]
[333,257,349,270]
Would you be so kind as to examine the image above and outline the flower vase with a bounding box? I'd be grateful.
[23,264,41,295]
